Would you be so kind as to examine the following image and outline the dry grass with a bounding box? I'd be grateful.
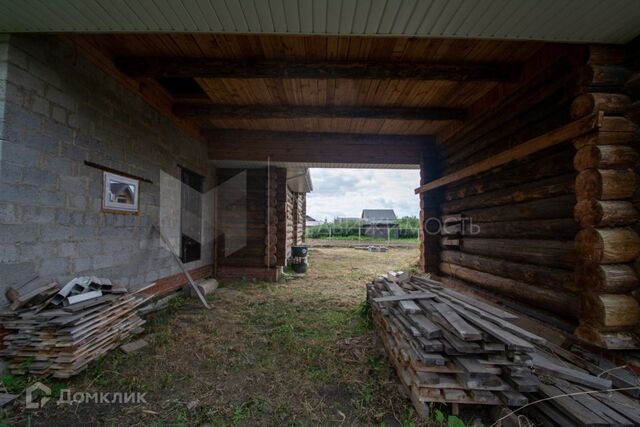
[4,247,437,426]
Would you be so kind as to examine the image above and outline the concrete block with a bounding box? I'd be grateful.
[60,143,88,161]
[43,118,73,143]
[0,202,18,224]
[1,183,40,205]
[0,261,37,290]
[0,244,19,263]
[59,175,88,194]
[2,142,41,168]
[76,240,102,255]
[0,224,39,243]
[6,64,44,95]
[44,156,74,175]
[19,241,57,259]
[39,257,70,278]
[57,242,75,257]
[39,190,66,208]
[22,206,55,224]
[72,257,92,273]
[92,254,113,270]
[45,86,76,111]
[22,168,57,189]
[24,132,57,155]
[67,194,88,210]
[0,162,23,184]
[51,104,66,124]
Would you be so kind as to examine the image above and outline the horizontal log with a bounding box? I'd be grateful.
[576,264,638,293]
[570,93,631,119]
[580,293,640,330]
[441,250,574,289]
[575,228,640,264]
[627,101,640,125]
[439,262,576,317]
[574,200,639,227]
[575,169,636,200]
[463,195,576,223]
[442,174,574,214]
[443,147,575,201]
[174,103,466,121]
[599,116,637,133]
[574,325,640,350]
[573,130,635,149]
[459,238,575,269]
[625,73,640,99]
[585,46,626,65]
[117,58,522,82]
[580,65,632,89]
[416,114,600,194]
[573,145,639,171]
[458,218,579,239]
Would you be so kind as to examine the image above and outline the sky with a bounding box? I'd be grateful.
[306,168,421,222]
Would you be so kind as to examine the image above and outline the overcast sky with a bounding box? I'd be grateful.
[306,168,421,222]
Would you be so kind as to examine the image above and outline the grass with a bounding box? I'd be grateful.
[307,236,420,243]
[2,247,447,426]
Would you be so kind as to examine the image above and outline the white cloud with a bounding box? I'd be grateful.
[306,168,420,222]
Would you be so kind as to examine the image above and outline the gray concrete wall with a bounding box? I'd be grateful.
[0,35,214,300]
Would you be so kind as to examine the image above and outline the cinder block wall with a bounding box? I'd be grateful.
[0,35,214,300]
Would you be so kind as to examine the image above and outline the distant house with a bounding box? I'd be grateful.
[305,215,321,227]
[361,209,399,238]
[335,217,361,224]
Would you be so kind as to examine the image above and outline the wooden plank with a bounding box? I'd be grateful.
[174,103,466,121]
[372,292,436,303]
[117,58,522,82]
[497,390,528,407]
[554,382,634,426]
[431,302,482,341]
[407,314,441,339]
[445,304,534,351]
[414,113,601,194]
[538,383,610,426]
[530,353,613,390]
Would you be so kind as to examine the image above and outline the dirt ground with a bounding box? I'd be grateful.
[3,247,437,426]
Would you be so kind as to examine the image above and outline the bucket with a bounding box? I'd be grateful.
[291,246,308,257]
[291,246,308,273]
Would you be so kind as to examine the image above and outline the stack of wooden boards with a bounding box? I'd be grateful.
[0,277,149,378]
[368,272,640,424]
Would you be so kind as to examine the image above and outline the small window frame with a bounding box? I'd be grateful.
[102,171,140,215]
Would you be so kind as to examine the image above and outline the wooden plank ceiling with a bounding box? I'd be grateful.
[64,33,565,164]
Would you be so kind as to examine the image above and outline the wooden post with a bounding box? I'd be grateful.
[420,155,442,273]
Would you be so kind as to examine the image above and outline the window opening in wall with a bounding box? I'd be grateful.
[180,167,204,263]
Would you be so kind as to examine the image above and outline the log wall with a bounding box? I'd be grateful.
[215,167,287,278]
[571,47,640,349]
[432,50,581,320]
[426,46,640,349]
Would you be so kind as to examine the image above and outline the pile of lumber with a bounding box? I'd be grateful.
[0,277,149,378]
[368,272,640,423]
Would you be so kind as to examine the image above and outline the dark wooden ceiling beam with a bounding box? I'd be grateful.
[205,129,435,164]
[116,58,522,82]
[174,103,467,121]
